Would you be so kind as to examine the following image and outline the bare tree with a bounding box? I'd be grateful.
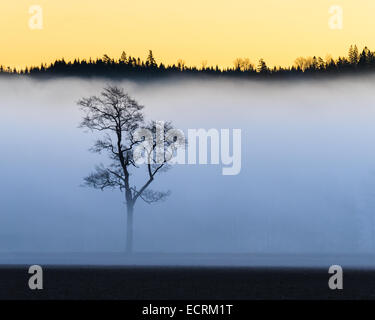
[233,58,243,71]
[233,58,253,72]
[201,60,208,70]
[78,86,184,253]
[294,57,306,71]
[294,56,316,72]
[177,59,186,71]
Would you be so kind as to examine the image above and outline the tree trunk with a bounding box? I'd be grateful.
[126,203,134,254]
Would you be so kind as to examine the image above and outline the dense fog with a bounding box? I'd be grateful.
[1,76,375,265]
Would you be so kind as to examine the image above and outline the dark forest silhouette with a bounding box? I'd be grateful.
[2,45,375,79]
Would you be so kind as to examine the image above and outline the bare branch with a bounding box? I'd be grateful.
[79,86,183,208]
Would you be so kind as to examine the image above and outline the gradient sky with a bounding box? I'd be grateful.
[1,0,375,69]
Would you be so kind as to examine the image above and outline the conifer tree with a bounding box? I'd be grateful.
[146,50,157,68]
[257,58,268,73]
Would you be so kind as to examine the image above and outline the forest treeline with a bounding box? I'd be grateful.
[1,45,375,79]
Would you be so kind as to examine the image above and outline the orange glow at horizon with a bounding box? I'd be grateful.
[1,0,375,69]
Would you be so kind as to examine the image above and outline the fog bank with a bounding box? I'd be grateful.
[1,76,375,265]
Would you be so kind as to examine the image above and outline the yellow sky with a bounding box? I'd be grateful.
[1,0,375,69]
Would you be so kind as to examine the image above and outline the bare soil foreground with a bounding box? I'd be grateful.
[0,265,374,300]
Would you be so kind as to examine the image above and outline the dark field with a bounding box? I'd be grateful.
[0,265,374,300]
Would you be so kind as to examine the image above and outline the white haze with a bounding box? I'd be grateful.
[1,76,375,266]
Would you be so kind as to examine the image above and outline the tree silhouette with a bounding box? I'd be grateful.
[348,45,359,66]
[233,58,254,72]
[78,86,184,253]
[294,57,307,71]
[120,51,127,63]
[177,59,186,71]
[257,58,268,73]
[146,50,157,68]
[201,60,208,70]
